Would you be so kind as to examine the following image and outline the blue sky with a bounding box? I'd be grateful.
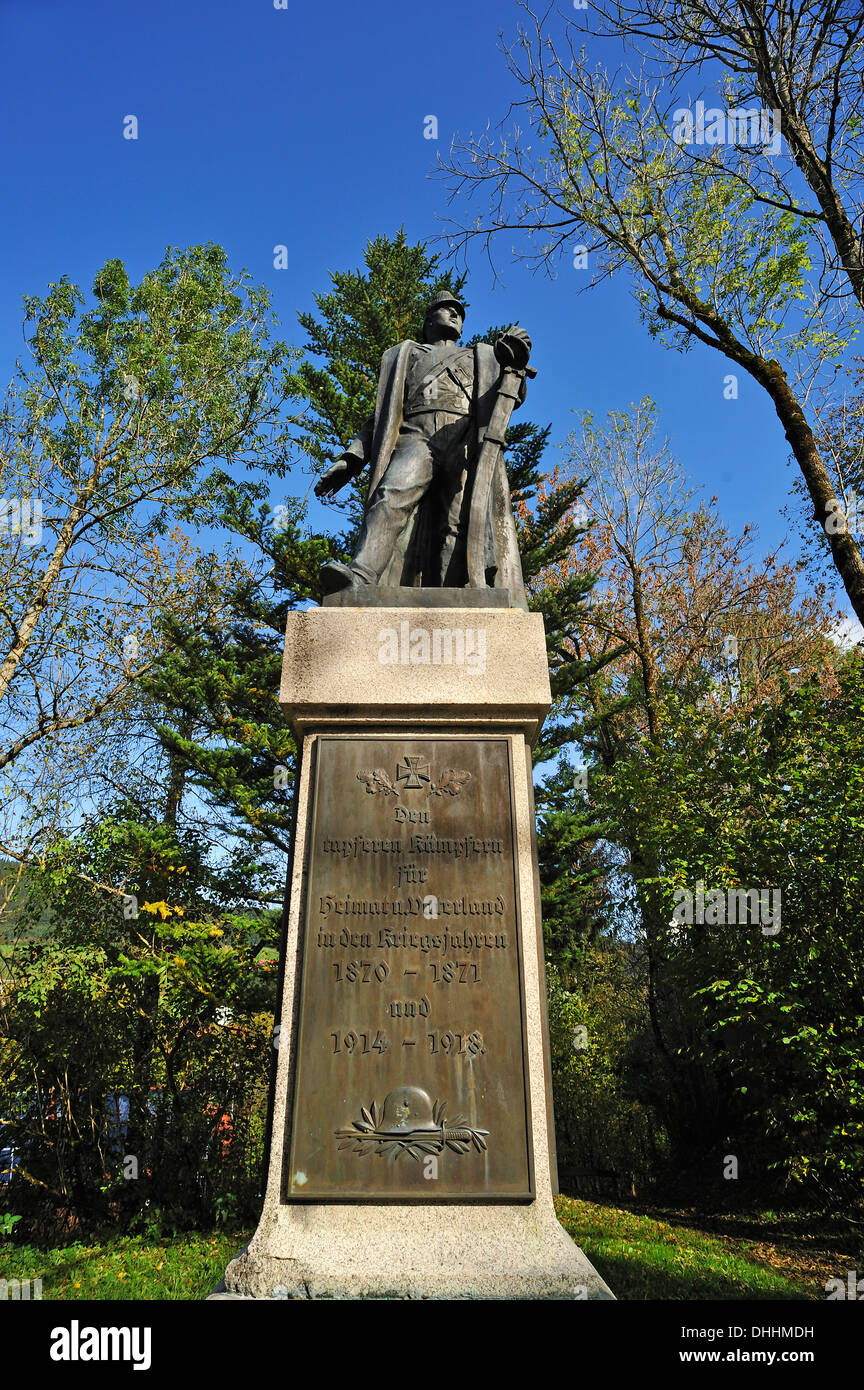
[0,0,840,607]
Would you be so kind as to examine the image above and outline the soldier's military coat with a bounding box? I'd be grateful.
[344,339,527,607]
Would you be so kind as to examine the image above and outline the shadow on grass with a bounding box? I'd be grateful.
[605,1200,863,1255]
[586,1247,808,1301]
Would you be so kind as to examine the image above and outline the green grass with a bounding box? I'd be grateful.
[0,1201,848,1299]
[0,1230,250,1300]
[554,1196,827,1300]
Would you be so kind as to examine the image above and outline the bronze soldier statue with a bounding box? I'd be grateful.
[315,292,533,609]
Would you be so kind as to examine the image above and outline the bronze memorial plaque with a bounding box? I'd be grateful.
[283,734,534,1201]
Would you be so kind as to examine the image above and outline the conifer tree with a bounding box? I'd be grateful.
[149,232,604,877]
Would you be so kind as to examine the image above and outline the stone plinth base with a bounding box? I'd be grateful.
[223,1202,610,1299]
[221,606,614,1301]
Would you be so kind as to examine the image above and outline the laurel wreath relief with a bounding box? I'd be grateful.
[335,1097,489,1162]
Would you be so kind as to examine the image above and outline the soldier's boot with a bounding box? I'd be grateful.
[320,560,374,595]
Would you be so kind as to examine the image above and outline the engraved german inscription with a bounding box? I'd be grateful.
[284,736,534,1201]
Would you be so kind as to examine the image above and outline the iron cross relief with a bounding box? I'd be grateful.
[395,756,431,790]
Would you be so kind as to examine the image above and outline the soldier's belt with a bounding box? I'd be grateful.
[402,407,471,421]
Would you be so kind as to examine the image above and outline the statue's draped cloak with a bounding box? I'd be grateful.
[348,340,527,608]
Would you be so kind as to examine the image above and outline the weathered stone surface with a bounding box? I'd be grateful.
[279,605,552,746]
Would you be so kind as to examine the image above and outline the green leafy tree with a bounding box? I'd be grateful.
[440,9,864,623]
[531,401,844,1191]
[0,811,278,1236]
[601,651,864,1205]
[0,244,298,884]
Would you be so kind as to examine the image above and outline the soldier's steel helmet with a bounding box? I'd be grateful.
[424,290,465,320]
[379,1085,439,1133]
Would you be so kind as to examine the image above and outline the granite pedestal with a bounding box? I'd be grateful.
[219,602,613,1300]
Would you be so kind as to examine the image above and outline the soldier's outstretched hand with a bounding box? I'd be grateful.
[314,457,355,499]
